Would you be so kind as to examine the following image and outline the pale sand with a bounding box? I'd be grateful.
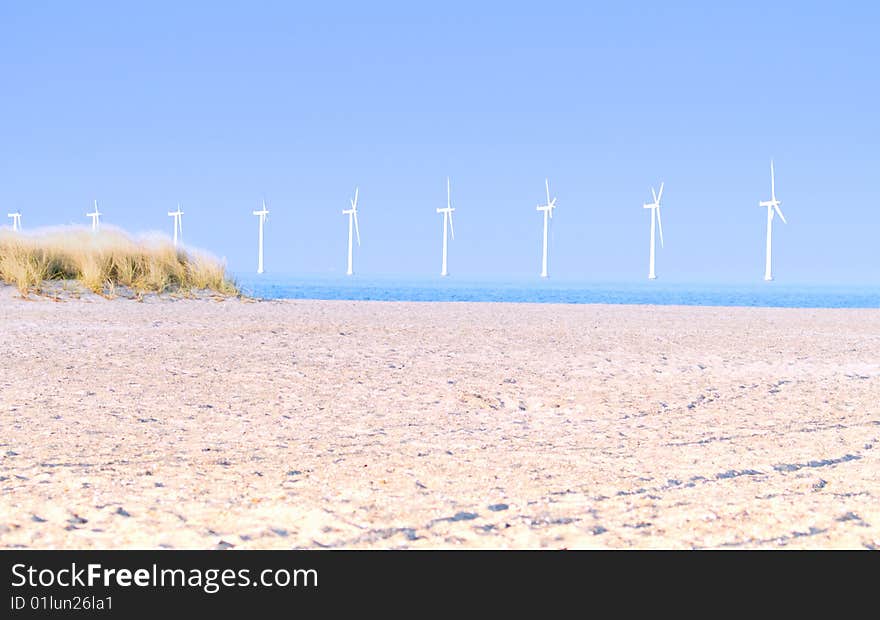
[1,287,879,549]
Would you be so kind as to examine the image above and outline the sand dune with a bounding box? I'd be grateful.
[1,287,878,549]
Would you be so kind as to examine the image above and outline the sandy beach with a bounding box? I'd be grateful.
[1,287,878,549]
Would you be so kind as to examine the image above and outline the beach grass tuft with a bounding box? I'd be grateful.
[0,226,238,297]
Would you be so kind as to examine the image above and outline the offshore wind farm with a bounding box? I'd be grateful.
[5,158,880,309]
[2,2,880,556]
[2,160,800,289]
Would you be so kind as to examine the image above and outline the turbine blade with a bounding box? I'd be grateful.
[447,177,451,209]
[656,181,664,204]
[353,186,358,210]
[178,215,183,239]
[774,204,786,224]
[353,212,361,245]
[770,160,775,200]
[545,178,551,205]
[651,187,657,203]
[448,212,455,240]
[657,206,664,248]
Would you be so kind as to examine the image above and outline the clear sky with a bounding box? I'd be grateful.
[2,2,878,283]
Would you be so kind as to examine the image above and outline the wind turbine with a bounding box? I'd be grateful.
[168,203,184,247]
[436,177,455,277]
[643,182,665,280]
[253,199,269,274]
[536,178,557,278]
[7,210,21,232]
[87,200,101,232]
[342,187,361,276]
[759,161,786,281]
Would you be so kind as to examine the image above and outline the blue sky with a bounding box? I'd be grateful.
[1,2,878,283]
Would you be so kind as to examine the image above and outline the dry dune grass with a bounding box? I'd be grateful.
[0,226,237,297]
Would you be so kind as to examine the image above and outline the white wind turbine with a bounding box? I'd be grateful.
[342,187,361,276]
[87,200,102,232]
[7,210,22,232]
[759,160,786,281]
[643,182,665,280]
[436,177,455,277]
[253,199,269,274]
[168,203,184,247]
[536,178,557,278]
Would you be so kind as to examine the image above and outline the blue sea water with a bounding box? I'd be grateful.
[233,275,880,309]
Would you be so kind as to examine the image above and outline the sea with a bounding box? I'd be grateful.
[233,275,880,309]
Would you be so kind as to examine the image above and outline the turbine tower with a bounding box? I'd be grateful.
[7,210,21,232]
[643,182,665,280]
[87,200,101,232]
[436,177,455,277]
[168,203,184,247]
[253,199,269,274]
[759,161,786,281]
[342,187,361,276]
[536,178,557,278]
